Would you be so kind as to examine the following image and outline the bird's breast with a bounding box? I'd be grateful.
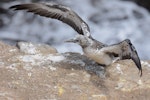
[83,48,113,66]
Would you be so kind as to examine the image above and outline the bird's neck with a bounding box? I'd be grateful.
[81,38,94,49]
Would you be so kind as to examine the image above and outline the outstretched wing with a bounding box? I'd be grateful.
[101,39,142,76]
[122,39,142,77]
[9,3,91,37]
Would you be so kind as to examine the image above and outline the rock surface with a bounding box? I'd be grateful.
[0,41,150,100]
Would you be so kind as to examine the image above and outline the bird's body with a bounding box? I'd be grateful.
[84,47,113,66]
[9,2,142,76]
[81,38,112,66]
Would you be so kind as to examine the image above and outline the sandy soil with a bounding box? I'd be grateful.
[0,41,150,100]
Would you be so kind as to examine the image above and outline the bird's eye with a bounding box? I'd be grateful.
[76,40,79,42]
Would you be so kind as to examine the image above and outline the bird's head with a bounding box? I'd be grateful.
[65,35,92,48]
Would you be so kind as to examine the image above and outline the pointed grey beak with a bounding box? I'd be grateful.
[65,38,77,43]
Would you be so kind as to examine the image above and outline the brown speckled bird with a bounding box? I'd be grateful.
[9,2,142,76]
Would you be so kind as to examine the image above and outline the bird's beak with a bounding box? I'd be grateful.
[65,38,76,43]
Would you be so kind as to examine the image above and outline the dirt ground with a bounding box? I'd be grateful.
[0,41,150,100]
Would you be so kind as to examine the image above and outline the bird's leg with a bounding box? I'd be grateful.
[112,57,120,63]
[95,64,106,78]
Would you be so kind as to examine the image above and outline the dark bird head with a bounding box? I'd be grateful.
[121,39,142,77]
[65,35,93,48]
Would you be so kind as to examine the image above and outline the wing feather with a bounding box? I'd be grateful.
[102,39,142,76]
[9,3,90,36]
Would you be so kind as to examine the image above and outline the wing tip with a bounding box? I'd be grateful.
[9,5,23,10]
[139,68,143,77]
[9,5,17,9]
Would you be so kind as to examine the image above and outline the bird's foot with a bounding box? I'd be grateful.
[112,57,120,63]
